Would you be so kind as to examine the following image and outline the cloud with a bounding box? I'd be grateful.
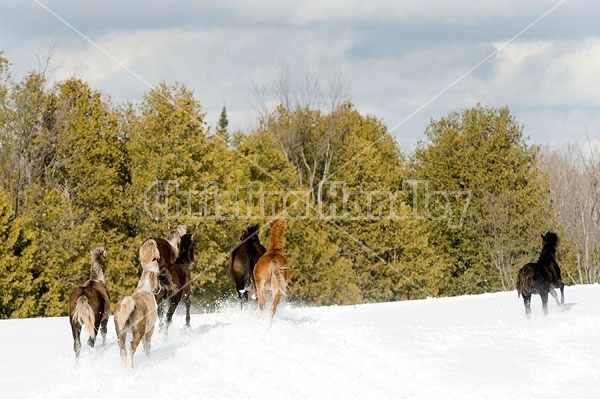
[1,0,598,149]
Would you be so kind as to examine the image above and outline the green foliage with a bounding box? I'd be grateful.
[0,53,571,318]
[412,104,554,295]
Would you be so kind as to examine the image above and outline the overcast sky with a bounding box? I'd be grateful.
[1,0,598,152]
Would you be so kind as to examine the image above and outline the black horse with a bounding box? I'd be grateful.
[516,232,565,317]
[230,224,266,306]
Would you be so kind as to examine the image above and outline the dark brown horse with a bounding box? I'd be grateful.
[155,233,194,331]
[139,225,187,270]
[517,232,565,317]
[254,219,290,322]
[230,224,266,305]
[68,247,111,360]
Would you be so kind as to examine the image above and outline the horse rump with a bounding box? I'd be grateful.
[516,263,536,298]
[114,296,136,335]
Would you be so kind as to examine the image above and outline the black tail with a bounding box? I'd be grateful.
[517,263,536,297]
[244,245,264,292]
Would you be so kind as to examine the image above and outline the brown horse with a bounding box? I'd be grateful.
[139,225,187,270]
[155,233,194,331]
[230,224,266,305]
[69,247,111,360]
[517,232,565,317]
[138,225,187,331]
[254,219,290,322]
[114,247,160,368]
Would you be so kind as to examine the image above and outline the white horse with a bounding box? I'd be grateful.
[114,246,160,368]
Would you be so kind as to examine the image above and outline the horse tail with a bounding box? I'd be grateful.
[72,296,96,340]
[139,239,160,269]
[243,246,264,292]
[516,264,535,297]
[114,296,136,334]
[271,259,290,297]
[268,219,286,251]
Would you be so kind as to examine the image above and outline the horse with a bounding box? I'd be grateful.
[139,225,188,270]
[68,247,111,360]
[253,219,290,322]
[230,224,266,306]
[138,224,187,330]
[114,242,160,368]
[155,233,195,332]
[516,232,565,317]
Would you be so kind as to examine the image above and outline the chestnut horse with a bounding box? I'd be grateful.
[114,241,160,368]
[155,233,195,331]
[69,247,110,360]
[230,224,266,306]
[517,232,565,317]
[254,219,290,322]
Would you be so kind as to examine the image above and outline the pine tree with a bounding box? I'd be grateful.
[216,105,229,142]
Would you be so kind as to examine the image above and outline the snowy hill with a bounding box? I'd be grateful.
[2,285,600,399]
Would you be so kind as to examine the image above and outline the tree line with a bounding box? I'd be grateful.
[0,52,597,318]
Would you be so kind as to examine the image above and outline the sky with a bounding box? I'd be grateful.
[1,0,599,152]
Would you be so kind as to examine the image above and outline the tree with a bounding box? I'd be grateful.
[0,188,37,318]
[216,105,229,142]
[412,105,553,295]
[542,144,600,284]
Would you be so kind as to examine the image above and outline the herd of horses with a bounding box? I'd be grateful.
[68,224,564,367]
[68,219,290,367]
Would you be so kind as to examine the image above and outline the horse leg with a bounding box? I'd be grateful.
[117,331,127,365]
[166,295,180,331]
[523,295,532,318]
[129,330,144,368]
[71,322,82,359]
[549,288,560,306]
[184,292,191,328]
[541,291,549,316]
[143,326,154,357]
[559,282,565,305]
[255,279,267,311]
[157,297,165,332]
[100,316,108,346]
[271,287,282,323]
[87,318,100,348]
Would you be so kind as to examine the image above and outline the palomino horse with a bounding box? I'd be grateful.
[517,232,565,317]
[254,219,290,322]
[154,233,195,331]
[114,240,160,368]
[69,247,111,360]
[230,224,266,305]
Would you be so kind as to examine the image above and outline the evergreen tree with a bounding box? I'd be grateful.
[411,104,553,295]
[216,105,229,142]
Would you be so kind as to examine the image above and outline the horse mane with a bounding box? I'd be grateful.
[139,239,160,268]
[538,231,559,264]
[176,234,195,264]
[90,247,107,282]
[268,219,286,251]
[167,225,187,242]
[166,225,187,258]
[240,224,261,242]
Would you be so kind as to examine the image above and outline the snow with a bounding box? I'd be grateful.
[2,285,600,399]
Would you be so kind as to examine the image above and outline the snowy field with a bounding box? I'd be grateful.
[1,285,600,399]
